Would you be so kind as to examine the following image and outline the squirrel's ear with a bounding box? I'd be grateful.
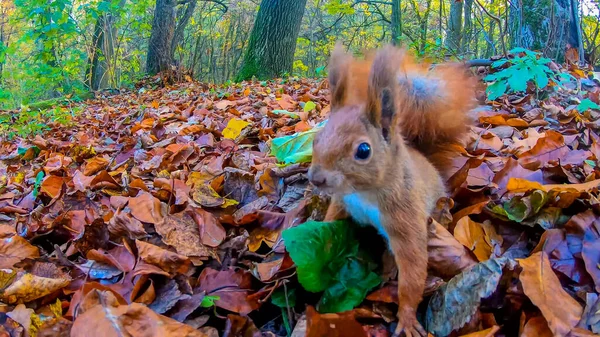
[328,42,351,109]
[366,45,403,141]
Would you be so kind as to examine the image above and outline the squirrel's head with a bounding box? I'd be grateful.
[308,44,405,194]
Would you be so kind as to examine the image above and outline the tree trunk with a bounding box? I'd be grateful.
[462,0,473,54]
[171,0,198,60]
[391,0,402,45]
[446,0,463,53]
[236,0,308,81]
[87,0,126,91]
[509,0,579,61]
[147,0,177,75]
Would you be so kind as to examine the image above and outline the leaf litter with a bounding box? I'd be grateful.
[0,62,599,337]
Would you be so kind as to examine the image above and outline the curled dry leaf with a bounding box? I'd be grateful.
[428,219,478,279]
[426,257,509,336]
[197,267,259,315]
[1,272,71,304]
[0,225,39,269]
[71,290,208,337]
[454,217,503,262]
[135,240,191,275]
[107,208,148,239]
[154,211,216,259]
[518,251,583,337]
[128,192,166,224]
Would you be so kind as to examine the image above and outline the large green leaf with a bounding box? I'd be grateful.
[282,220,358,292]
[578,98,600,112]
[486,81,507,100]
[270,122,325,165]
[282,220,381,313]
[318,257,381,313]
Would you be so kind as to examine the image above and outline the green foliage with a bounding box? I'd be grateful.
[488,190,548,223]
[577,98,600,112]
[32,171,45,199]
[0,105,77,139]
[484,48,555,101]
[200,295,220,308]
[282,220,381,313]
[271,288,296,308]
[270,124,323,165]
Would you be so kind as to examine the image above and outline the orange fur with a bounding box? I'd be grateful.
[309,44,477,337]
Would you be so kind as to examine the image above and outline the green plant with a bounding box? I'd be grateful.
[282,220,381,313]
[484,48,555,100]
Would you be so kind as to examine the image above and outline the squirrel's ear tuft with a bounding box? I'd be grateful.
[366,45,403,140]
[328,42,351,109]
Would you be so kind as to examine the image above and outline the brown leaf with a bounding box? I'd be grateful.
[521,316,553,337]
[428,219,478,279]
[518,130,570,170]
[154,211,215,259]
[135,240,191,274]
[71,290,207,337]
[305,306,368,337]
[190,207,226,247]
[41,175,64,199]
[83,156,109,176]
[454,217,502,262]
[519,251,583,336]
[0,225,39,268]
[128,192,166,224]
[107,208,148,239]
[458,326,500,337]
[197,268,259,315]
[222,314,261,337]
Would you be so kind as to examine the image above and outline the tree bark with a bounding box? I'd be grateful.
[171,0,198,60]
[509,0,579,61]
[446,0,463,53]
[462,0,473,54]
[147,0,177,75]
[236,0,308,81]
[391,0,402,45]
[87,0,126,91]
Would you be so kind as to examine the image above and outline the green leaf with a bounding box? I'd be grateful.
[17,146,41,158]
[491,59,508,68]
[272,110,300,119]
[318,257,381,313]
[200,295,220,308]
[283,220,381,313]
[531,65,550,88]
[282,220,359,292]
[502,190,548,222]
[272,288,296,308]
[507,67,532,92]
[32,171,45,199]
[577,98,600,112]
[426,258,509,336]
[486,81,507,100]
[304,101,316,113]
[270,126,322,165]
[585,159,596,168]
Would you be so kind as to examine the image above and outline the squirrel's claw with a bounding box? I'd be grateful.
[392,321,427,337]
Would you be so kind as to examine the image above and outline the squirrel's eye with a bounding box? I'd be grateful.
[355,142,371,160]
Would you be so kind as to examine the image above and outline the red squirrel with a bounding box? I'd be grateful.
[308,44,477,337]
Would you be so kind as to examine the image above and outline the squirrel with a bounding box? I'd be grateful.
[307,44,477,337]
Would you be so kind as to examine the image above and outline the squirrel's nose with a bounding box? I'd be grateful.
[308,166,326,187]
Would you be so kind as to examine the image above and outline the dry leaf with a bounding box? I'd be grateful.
[129,192,165,224]
[0,225,39,269]
[519,252,583,337]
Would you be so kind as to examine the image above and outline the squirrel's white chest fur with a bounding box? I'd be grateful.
[342,192,389,242]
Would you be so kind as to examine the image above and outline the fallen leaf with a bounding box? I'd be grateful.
[40,175,64,199]
[222,118,251,140]
[428,220,478,279]
[83,156,109,176]
[519,251,583,337]
[521,316,553,337]
[71,290,208,337]
[454,217,502,261]
[197,268,259,315]
[0,225,40,268]
[305,306,368,337]
[154,211,215,259]
[426,257,509,336]
[129,192,165,224]
[458,326,500,337]
[135,240,191,274]
[2,272,71,303]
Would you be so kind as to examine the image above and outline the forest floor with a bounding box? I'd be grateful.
[0,61,600,337]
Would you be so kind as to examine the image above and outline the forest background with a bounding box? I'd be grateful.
[0,0,598,110]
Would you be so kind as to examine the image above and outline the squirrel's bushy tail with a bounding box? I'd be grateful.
[393,52,478,175]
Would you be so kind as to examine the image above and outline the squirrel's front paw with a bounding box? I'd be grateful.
[392,309,426,337]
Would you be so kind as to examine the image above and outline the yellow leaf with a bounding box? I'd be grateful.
[222,118,251,140]
[2,273,71,303]
[248,227,279,252]
[243,88,251,96]
[14,172,25,184]
[506,178,544,193]
[507,177,600,193]
[454,217,493,261]
[151,100,159,109]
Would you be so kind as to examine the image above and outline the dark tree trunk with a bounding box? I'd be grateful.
[391,0,402,45]
[87,0,126,91]
[509,0,580,61]
[147,0,177,75]
[446,0,463,53]
[462,0,473,54]
[236,0,308,81]
[171,0,198,60]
